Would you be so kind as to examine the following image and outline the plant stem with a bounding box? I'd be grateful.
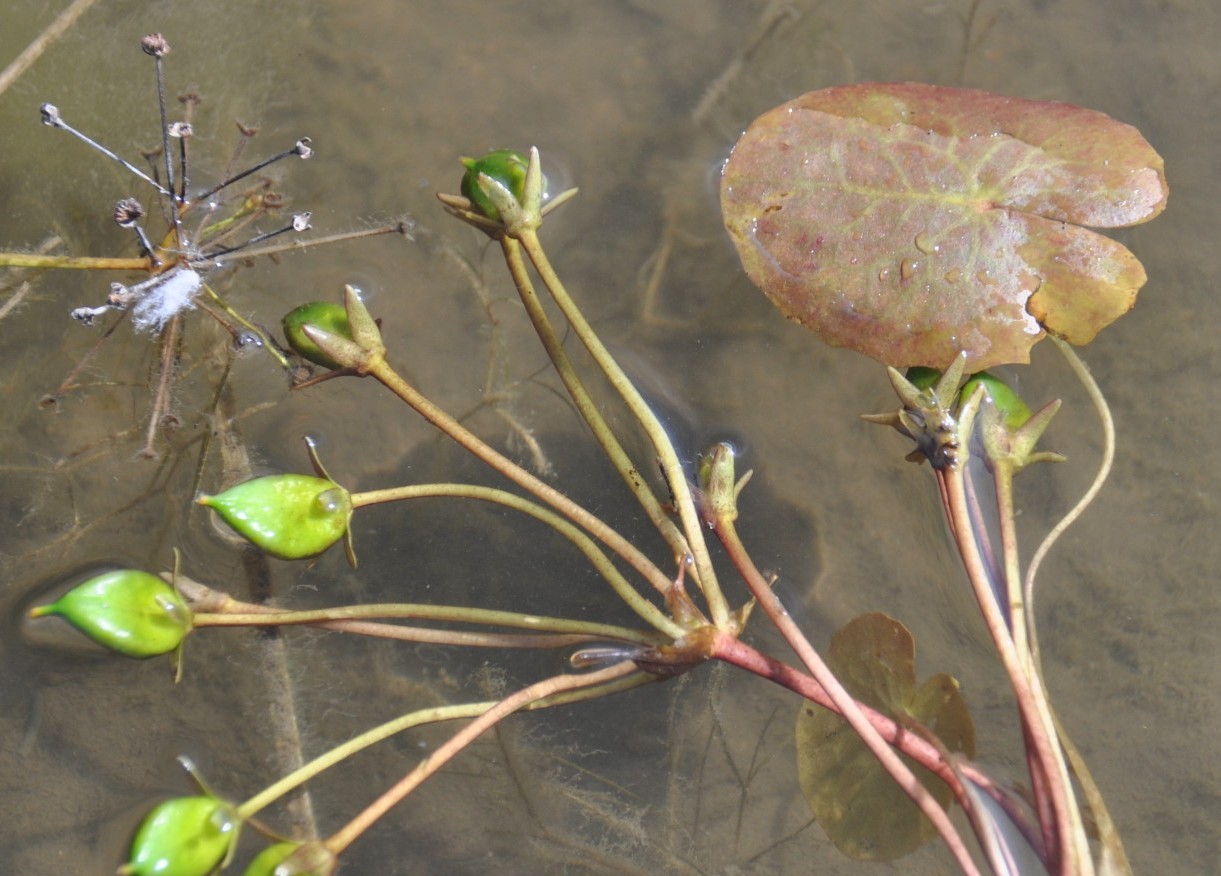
[1026,336,1127,872]
[193,598,663,648]
[236,666,653,822]
[350,482,683,637]
[364,356,681,610]
[203,222,410,266]
[499,236,694,569]
[0,0,101,97]
[322,661,641,856]
[517,229,732,630]
[0,252,149,271]
[713,516,982,876]
[197,282,291,369]
[939,459,1086,876]
[1025,336,1116,667]
[711,630,1046,856]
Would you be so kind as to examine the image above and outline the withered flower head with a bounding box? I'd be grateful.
[141,33,171,57]
[113,198,145,228]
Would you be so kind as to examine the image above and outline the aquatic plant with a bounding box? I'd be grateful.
[14,30,1167,876]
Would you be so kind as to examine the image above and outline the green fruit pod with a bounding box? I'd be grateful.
[198,474,352,560]
[28,569,191,658]
[282,301,353,369]
[121,795,238,876]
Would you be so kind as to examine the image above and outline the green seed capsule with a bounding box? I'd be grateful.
[961,371,1032,430]
[29,569,191,658]
[199,475,352,560]
[282,301,353,369]
[122,795,238,876]
[460,150,530,221]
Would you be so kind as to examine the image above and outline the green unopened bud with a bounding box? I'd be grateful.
[460,150,531,221]
[120,795,239,876]
[961,372,1032,430]
[199,474,352,560]
[29,569,191,658]
[698,442,739,524]
[282,302,353,369]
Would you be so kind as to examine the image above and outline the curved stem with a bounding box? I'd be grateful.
[1024,336,1115,667]
[350,482,682,638]
[499,236,693,569]
[364,356,680,610]
[323,661,641,856]
[1023,336,1125,872]
[237,667,653,822]
[517,229,731,630]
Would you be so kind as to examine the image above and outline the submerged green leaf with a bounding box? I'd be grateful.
[722,82,1167,370]
[794,612,975,861]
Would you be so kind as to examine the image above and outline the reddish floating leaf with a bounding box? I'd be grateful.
[721,82,1167,369]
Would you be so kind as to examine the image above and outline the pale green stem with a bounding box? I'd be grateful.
[351,482,683,638]
[193,604,658,648]
[498,237,693,568]
[714,515,982,876]
[1025,336,1115,668]
[992,464,1029,656]
[323,661,642,856]
[365,357,679,607]
[517,229,731,630]
[236,667,652,822]
[1024,336,1125,873]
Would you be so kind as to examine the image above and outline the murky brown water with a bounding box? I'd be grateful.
[1,1,1217,873]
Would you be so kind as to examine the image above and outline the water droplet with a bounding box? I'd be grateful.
[914,231,939,254]
[878,267,891,282]
[943,268,962,284]
[316,489,343,514]
[900,258,919,281]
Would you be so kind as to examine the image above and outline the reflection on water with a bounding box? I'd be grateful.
[1,0,1218,873]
